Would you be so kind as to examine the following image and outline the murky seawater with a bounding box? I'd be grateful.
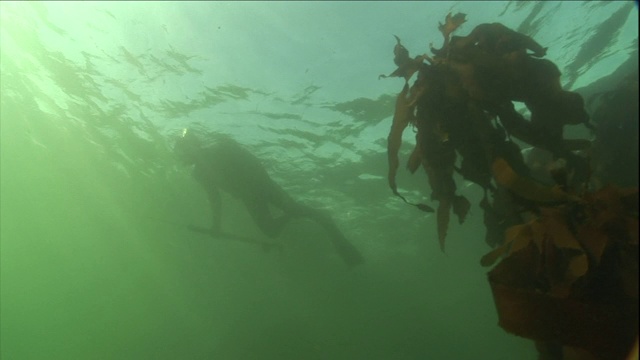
[1,2,637,359]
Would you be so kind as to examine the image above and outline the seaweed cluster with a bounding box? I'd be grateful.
[381,13,638,359]
[383,13,593,250]
[486,184,638,359]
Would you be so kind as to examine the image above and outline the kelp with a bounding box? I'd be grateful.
[452,194,471,224]
[480,207,588,297]
[437,198,451,251]
[484,184,638,358]
[489,244,638,360]
[379,35,428,81]
[430,12,468,58]
[379,14,500,249]
[431,194,471,251]
[387,83,412,195]
[491,157,579,204]
[481,184,638,295]
[382,14,472,251]
[386,82,434,212]
[379,12,638,358]
[380,13,593,250]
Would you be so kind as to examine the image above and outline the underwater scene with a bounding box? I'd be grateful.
[1,1,638,359]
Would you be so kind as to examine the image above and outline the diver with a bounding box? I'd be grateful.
[173,129,364,267]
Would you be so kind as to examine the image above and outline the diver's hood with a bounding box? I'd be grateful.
[174,128,203,161]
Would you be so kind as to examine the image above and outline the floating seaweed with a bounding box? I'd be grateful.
[379,35,429,81]
[380,12,638,358]
[484,183,638,359]
[381,12,591,250]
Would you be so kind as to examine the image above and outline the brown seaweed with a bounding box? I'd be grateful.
[379,35,427,81]
[386,82,434,212]
[491,157,578,204]
[379,13,637,357]
[452,195,471,224]
[430,12,467,57]
[381,13,595,253]
[481,184,638,298]
[437,198,452,251]
[387,83,413,193]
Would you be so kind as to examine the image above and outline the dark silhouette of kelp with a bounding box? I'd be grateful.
[379,12,638,359]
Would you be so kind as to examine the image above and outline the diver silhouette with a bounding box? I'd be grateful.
[174,129,364,267]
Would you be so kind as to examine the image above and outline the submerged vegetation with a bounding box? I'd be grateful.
[381,12,638,360]
[1,2,637,359]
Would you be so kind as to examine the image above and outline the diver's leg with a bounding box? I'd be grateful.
[244,197,289,238]
[269,185,363,267]
[303,206,364,267]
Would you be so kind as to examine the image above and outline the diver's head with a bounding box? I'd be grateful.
[174,128,202,165]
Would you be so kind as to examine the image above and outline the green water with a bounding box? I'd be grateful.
[1,1,637,359]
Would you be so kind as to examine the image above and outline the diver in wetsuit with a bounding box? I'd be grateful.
[174,129,364,267]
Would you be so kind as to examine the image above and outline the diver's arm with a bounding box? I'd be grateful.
[207,186,222,235]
